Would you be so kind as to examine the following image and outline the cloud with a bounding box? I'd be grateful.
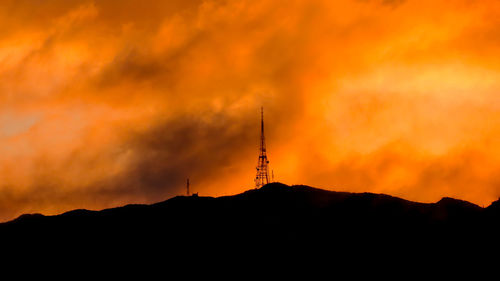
[1,0,500,221]
[108,112,258,200]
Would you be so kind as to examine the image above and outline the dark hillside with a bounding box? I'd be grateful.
[1,182,498,259]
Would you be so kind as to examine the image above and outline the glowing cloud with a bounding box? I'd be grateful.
[1,0,500,221]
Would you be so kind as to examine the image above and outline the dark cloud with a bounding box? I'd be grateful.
[109,112,257,200]
[95,49,169,88]
[0,110,259,220]
[382,0,406,7]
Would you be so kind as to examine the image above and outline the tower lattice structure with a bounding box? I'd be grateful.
[255,107,270,188]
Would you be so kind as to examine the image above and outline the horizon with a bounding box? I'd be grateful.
[3,181,495,223]
[2,0,500,222]
[3,181,498,223]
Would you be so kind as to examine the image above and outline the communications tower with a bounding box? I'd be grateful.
[255,107,270,188]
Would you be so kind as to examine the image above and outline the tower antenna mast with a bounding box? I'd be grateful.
[255,107,270,188]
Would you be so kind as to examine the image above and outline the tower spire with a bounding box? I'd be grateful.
[255,107,270,188]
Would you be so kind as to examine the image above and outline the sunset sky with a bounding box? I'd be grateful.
[1,0,500,221]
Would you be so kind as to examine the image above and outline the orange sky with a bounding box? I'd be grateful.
[1,0,500,221]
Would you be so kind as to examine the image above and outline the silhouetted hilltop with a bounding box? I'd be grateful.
[2,182,499,258]
[486,198,500,211]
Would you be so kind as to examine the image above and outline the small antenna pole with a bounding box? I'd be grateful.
[186,178,190,196]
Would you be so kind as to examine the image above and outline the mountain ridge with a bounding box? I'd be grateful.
[2,182,499,261]
[2,182,487,225]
